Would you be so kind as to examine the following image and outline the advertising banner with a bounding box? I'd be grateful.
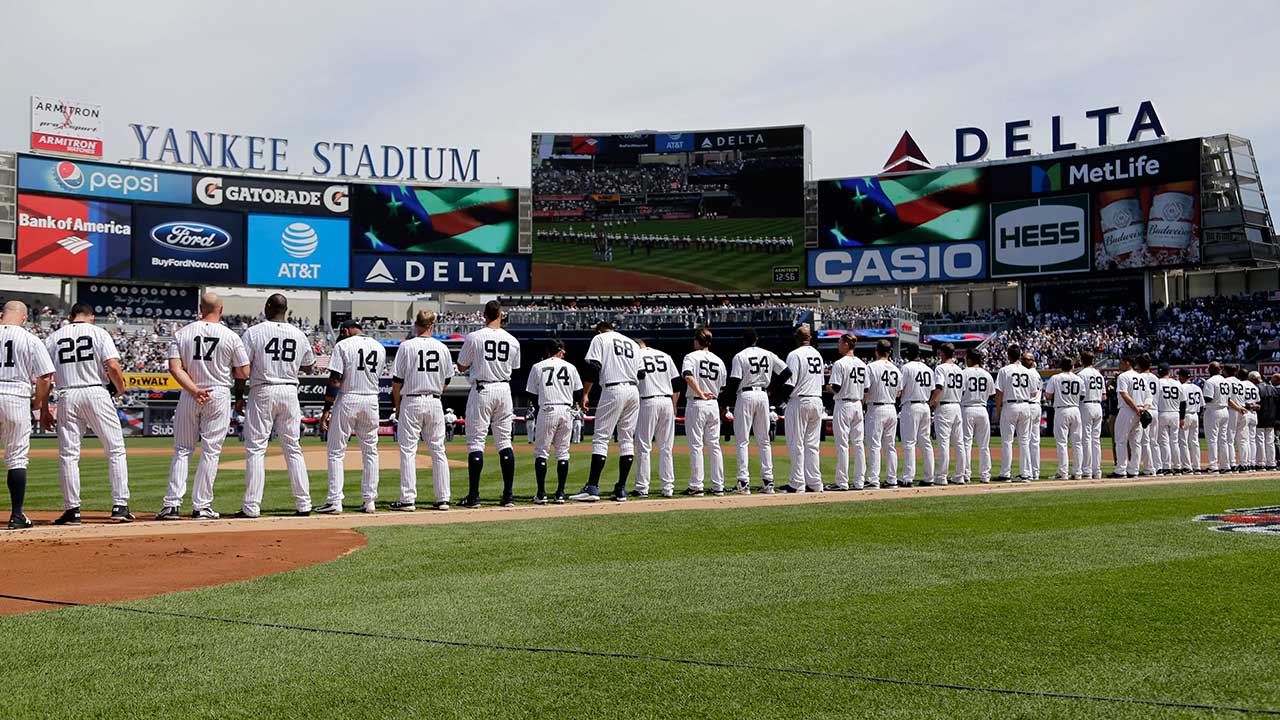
[195,175,349,216]
[124,373,183,392]
[352,185,518,255]
[1022,274,1145,314]
[30,96,103,158]
[132,205,245,284]
[810,167,988,286]
[531,125,807,292]
[989,194,1090,278]
[352,253,531,292]
[18,155,191,204]
[77,282,198,319]
[988,139,1201,272]
[17,193,132,278]
[247,214,350,288]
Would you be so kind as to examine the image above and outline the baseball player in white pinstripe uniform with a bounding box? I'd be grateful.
[727,327,786,494]
[826,333,868,490]
[634,339,680,498]
[0,301,54,530]
[157,292,250,521]
[1044,357,1085,480]
[865,339,901,488]
[391,311,454,511]
[958,349,994,484]
[317,320,386,514]
[930,343,963,485]
[682,328,728,496]
[1179,368,1204,473]
[994,345,1037,483]
[1223,364,1246,471]
[1075,351,1105,480]
[457,300,521,507]
[572,321,642,502]
[44,303,132,524]
[778,324,824,493]
[1202,363,1229,472]
[236,294,315,518]
[1136,356,1160,477]
[525,339,582,504]
[1154,364,1185,475]
[897,344,935,487]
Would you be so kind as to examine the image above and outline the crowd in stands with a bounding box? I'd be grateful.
[536,227,795,258]
[532,165,689,195]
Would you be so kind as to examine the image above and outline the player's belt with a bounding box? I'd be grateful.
[872,402,894,405]
[258,382,298,387]
[961,403,985,407]
[542,402,570,407]
[475,381,508,389]
[939,401,958,405]
[908,400,927,404]
[691,397,717,401]
[60,384,108,390]
[796,394,821,398]
[1005,400,1031,404]
[640,395,666,400]
[741,386,766,392]
[605,381,636,387]
[405,393,440,398]
[1083,400,1102,403]
[838,398,860,402]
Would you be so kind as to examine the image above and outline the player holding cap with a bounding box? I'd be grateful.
[44,303,132,524]
[931,343,963,485]
[237,294,315,518]
[634,338,680,498]
[1179,368,1204,474]
[317,321,386,514]
[1241,371,1262,470]
[1223,364,1246,471]
[864,339,900,488]
[1111,355,1145,478]
[457,300,521,507]
[0,301,54,530]
[957,349,994,484]
[391,311,454,511]
[1044,357,1084,480]
[777,324,824,493]
[571,321,642,502]
[1135,355,1160,476]
[1075,351,1105,480]
[726,327,787,494]
[1201,362,1229,473]
[994,344,1036,483]
[1154,364,1185,475]
[157,292,249,521]
[525,339,583,504]
[897,344,935,487]
[826,333,868,490]
[681,327,727,496]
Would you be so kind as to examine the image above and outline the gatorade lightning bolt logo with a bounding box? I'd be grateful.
[1193,506,1280,535]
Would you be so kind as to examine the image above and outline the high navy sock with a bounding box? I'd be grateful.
[7,468,26,515]
[557,460,570,495]
[617,455,635,492]
[587,453,607,490]
[467,451,483,499]
[499,448,516,497]
[534,457,548,496]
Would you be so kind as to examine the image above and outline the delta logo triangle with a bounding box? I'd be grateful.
[883,132,930,173]
[365,259,396,284]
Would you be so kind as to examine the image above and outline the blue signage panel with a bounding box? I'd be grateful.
[132,205,245,284]
[806,243,987,287]
[18,155,192,203]
[246,214,350,288]
[351,253,530,292]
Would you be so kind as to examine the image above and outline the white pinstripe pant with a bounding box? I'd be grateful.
[57,387,129,509]
[164,387,231,511]
[0,393,33,470]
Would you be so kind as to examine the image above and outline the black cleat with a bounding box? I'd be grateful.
[293,509,311,517]
[431,501,450,511]
[776,483,799,494]
[52,508,81,525]
[155,505,182,521]
[191,507,220,520]
[552,493,567,505]
[628,490,649,499]
[7,513,33,530]
[499,495,515,508]
[110,505,135,522]
[229,509,259,519]
[457,496,482,509]
[993,476,1011,483]
[389,501,416,512]
[680,487,704,497]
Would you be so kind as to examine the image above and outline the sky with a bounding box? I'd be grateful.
[3,0,1279,186]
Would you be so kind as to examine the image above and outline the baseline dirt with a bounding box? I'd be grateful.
[0,529,366,616]
[2,472,1263,544]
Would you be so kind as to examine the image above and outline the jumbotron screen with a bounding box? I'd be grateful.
[530,125,807,293]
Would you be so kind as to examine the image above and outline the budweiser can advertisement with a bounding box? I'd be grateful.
[1094,182,1200,271]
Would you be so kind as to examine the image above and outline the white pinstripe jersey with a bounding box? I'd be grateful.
[1183,383,1204,414]
[584,330,640,385]
[329,335,385,395]
[933,361,964,403]
[1076,366,1105,403]
[458,326,521,382]
[241,322,315,386]
[168,320,250,389]
[899,361,934,403]
[1045,372,1084,409]
[637,347,679,397]
[785,346,825,398]
[393,335,454,396]
[45,322,120,389]
[828,354,869,401]
[729,346,785,390]
[682,350,727,398]
[526,356,582,406]
[1156,377,1184,414]
[0,324,54,397]
[866,359,902,404]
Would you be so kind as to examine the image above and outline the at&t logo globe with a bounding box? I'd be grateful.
[281,222,318,259]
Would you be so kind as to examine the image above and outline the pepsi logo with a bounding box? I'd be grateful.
[281,222,319,258]
[150,222,232,252]
[54,161,84,190]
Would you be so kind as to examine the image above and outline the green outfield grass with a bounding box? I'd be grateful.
[1,478,1277,718]
[15,435,1160,515]
[533,218,805,291]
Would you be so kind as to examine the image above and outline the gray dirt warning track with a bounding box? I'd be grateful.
[0,472,1268,544]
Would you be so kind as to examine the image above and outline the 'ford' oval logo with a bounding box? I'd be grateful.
[150,222,231,252]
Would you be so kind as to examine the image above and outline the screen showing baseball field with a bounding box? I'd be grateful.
[530,125,807,293]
